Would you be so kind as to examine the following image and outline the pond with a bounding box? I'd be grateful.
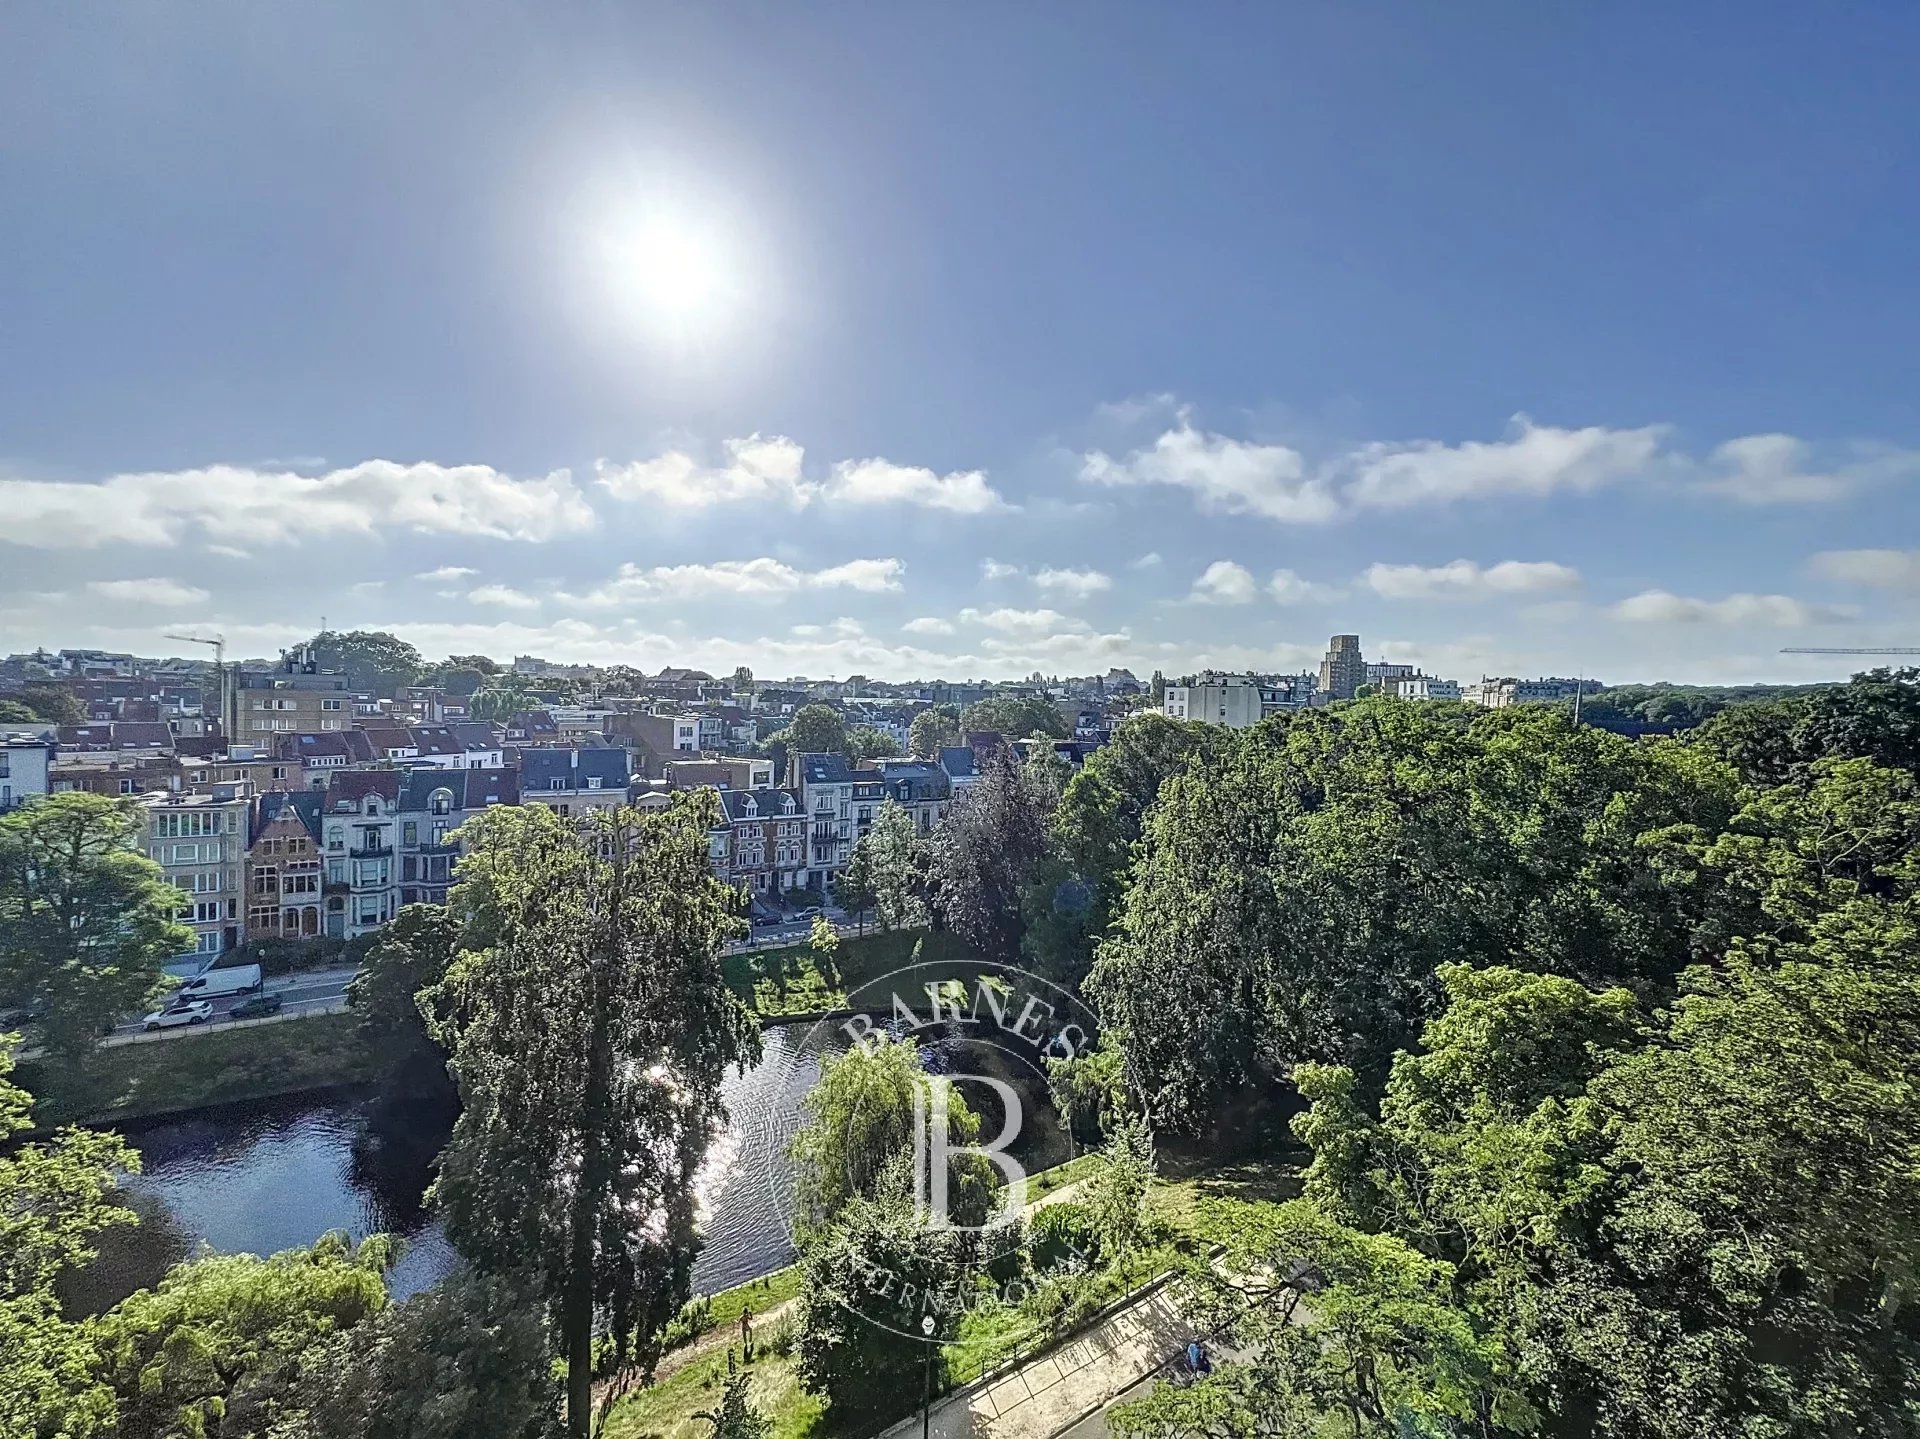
[68,1019,1070,1316]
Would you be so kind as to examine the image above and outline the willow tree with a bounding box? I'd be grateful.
[426,796,761,1439]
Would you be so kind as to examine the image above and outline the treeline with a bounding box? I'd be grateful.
[1040,670,1919,1437]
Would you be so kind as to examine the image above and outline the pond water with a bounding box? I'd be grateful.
[74,1020,1068,1315]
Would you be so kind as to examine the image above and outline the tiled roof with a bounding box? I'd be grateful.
[938,746,978,779]
[521,746,631,791]
[256,789,323,844]
[323,771,402,811]
[397,766,520,811]
[717,786,803,822]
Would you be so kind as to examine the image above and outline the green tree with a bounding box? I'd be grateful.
[853,800,925,933]
[1081,1113,1155,1255]
[1109,1201,1498,1439]
[789,1034,927,1231]
[962,694,1068,740]
[696,1373,770,1439]
[0,699,39,724]
[834,845,876,932]
[929,752,1058,965]
[425,797,761,1439]
[730,666,754,693]
[783,705,849,758]
[807,913,841,988]
[347,903,458,1097]
[306,630,423,697]
[0,793,190,1058]
[1088,702,1734,1128]
[17,683,85,726]
[86,1234,392,1439]
[468,680,541,722]
[286,1272,558,1439]
[794,1166,969,1424]
[1046,1028,1129,1149]
[0,1044,136,1439]
[848,725,900,760]
[908,706,962,760]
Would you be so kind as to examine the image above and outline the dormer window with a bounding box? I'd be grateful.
[429,789,453,816]
[365,796,381,815]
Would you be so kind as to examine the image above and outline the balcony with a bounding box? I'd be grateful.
[349,843,392,858]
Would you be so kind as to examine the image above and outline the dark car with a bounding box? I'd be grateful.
[229,993,284,1021]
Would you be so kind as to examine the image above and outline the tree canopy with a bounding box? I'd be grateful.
[962,694,1069,741]
[426,796,761,1438]
[0,793,189,1056]
[306,630,423,697]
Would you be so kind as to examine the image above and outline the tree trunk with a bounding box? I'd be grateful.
[565,1224,594,1439]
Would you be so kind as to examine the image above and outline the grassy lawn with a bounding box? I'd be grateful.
[601,1347,825,1439]
[1023,1151,1099,1203]
[724,929,998,1020]
[16,1012,383,1127]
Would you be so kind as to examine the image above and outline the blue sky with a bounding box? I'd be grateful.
[2,4,1917,682]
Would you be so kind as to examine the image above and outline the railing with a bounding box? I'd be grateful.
[348,844,392,858]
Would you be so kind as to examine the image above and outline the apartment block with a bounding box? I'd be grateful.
[142,783,251,971]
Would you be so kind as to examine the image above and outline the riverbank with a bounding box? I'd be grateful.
[723,928,995,1020]
[15,1012,387,1128]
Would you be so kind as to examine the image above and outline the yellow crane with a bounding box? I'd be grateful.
[165,632,228,736]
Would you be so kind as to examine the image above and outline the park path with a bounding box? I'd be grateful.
[876,1273,1195,1439]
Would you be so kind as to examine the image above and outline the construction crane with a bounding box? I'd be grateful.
[165,632,228,736]
[1779,647,1920,655]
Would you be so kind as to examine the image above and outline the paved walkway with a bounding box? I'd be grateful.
[878,1278,1194,1439]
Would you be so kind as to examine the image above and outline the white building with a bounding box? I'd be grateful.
[1465,676,1589,708]
[0,738,52,811]
[142,784,251,971]
[1388,675,1463,701]
[1163,673,1315,728]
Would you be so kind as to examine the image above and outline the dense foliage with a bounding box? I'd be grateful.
[0,792,190,1056]
[425,796,761,1438]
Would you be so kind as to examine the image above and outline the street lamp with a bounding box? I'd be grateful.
[921,1314,937,1439]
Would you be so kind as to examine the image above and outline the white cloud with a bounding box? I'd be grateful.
[1132,552,1163,569]
[903,617,956,636]
[349,580,385,595]
[0,461,594,548]
[1340,418,1666,511]
[1807,548,1920,593]
[1032,566,1112,600]
[957,607,1089,637]
[466,584,543,610]
[1362,559,1584,600]
[1268,569,1343,605]
[86,577,212,606]
[417,565,479,582]
[594,434,811,509]
[1186,561,1260,606]
[1610,590,1853,626]
[1699,435,1920,505]
[205,544,250,560]
[824,458,1010,514]
[981,559,1021,581]
[562,557,905,607]
[1081,422,1339,523]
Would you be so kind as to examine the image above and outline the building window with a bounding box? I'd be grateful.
[402,821,418,846]
[322,698,343,711]
[429,789,452,815]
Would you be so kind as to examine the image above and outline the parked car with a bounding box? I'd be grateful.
[143,1000,214,1031]
[229,993,284,1020]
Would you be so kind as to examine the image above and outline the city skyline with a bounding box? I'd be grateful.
[4,7,1919,682]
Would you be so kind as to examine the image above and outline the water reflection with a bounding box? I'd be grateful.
[81,1019,1065,1316]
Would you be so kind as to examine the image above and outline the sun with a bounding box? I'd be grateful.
[614,216,725,319]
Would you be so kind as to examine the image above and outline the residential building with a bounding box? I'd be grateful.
[142,784,251,971]
[1317,634,1366,700]
[939,746,982,794]
[318,773,401,939]
[246,791,325,940]
[284,729,380,787]
[227,650,351,740]
[548,705,615,741]
[1163,674,1312,727]
[395,767,519,907]
[55,721,174,754]
[0,738,52,811]
[791,752,884,880]
[403,722,505,769]
[52,753,180,798]
[182,746,301,794]
[1364,661,1417,688]
[1465,676,1593,708]
[711,786,808,893]
[608,712,701,778]
[520,746,631,818]
[875,759,952,836]
[664,757,775,792]
[1388,675,1463,701]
